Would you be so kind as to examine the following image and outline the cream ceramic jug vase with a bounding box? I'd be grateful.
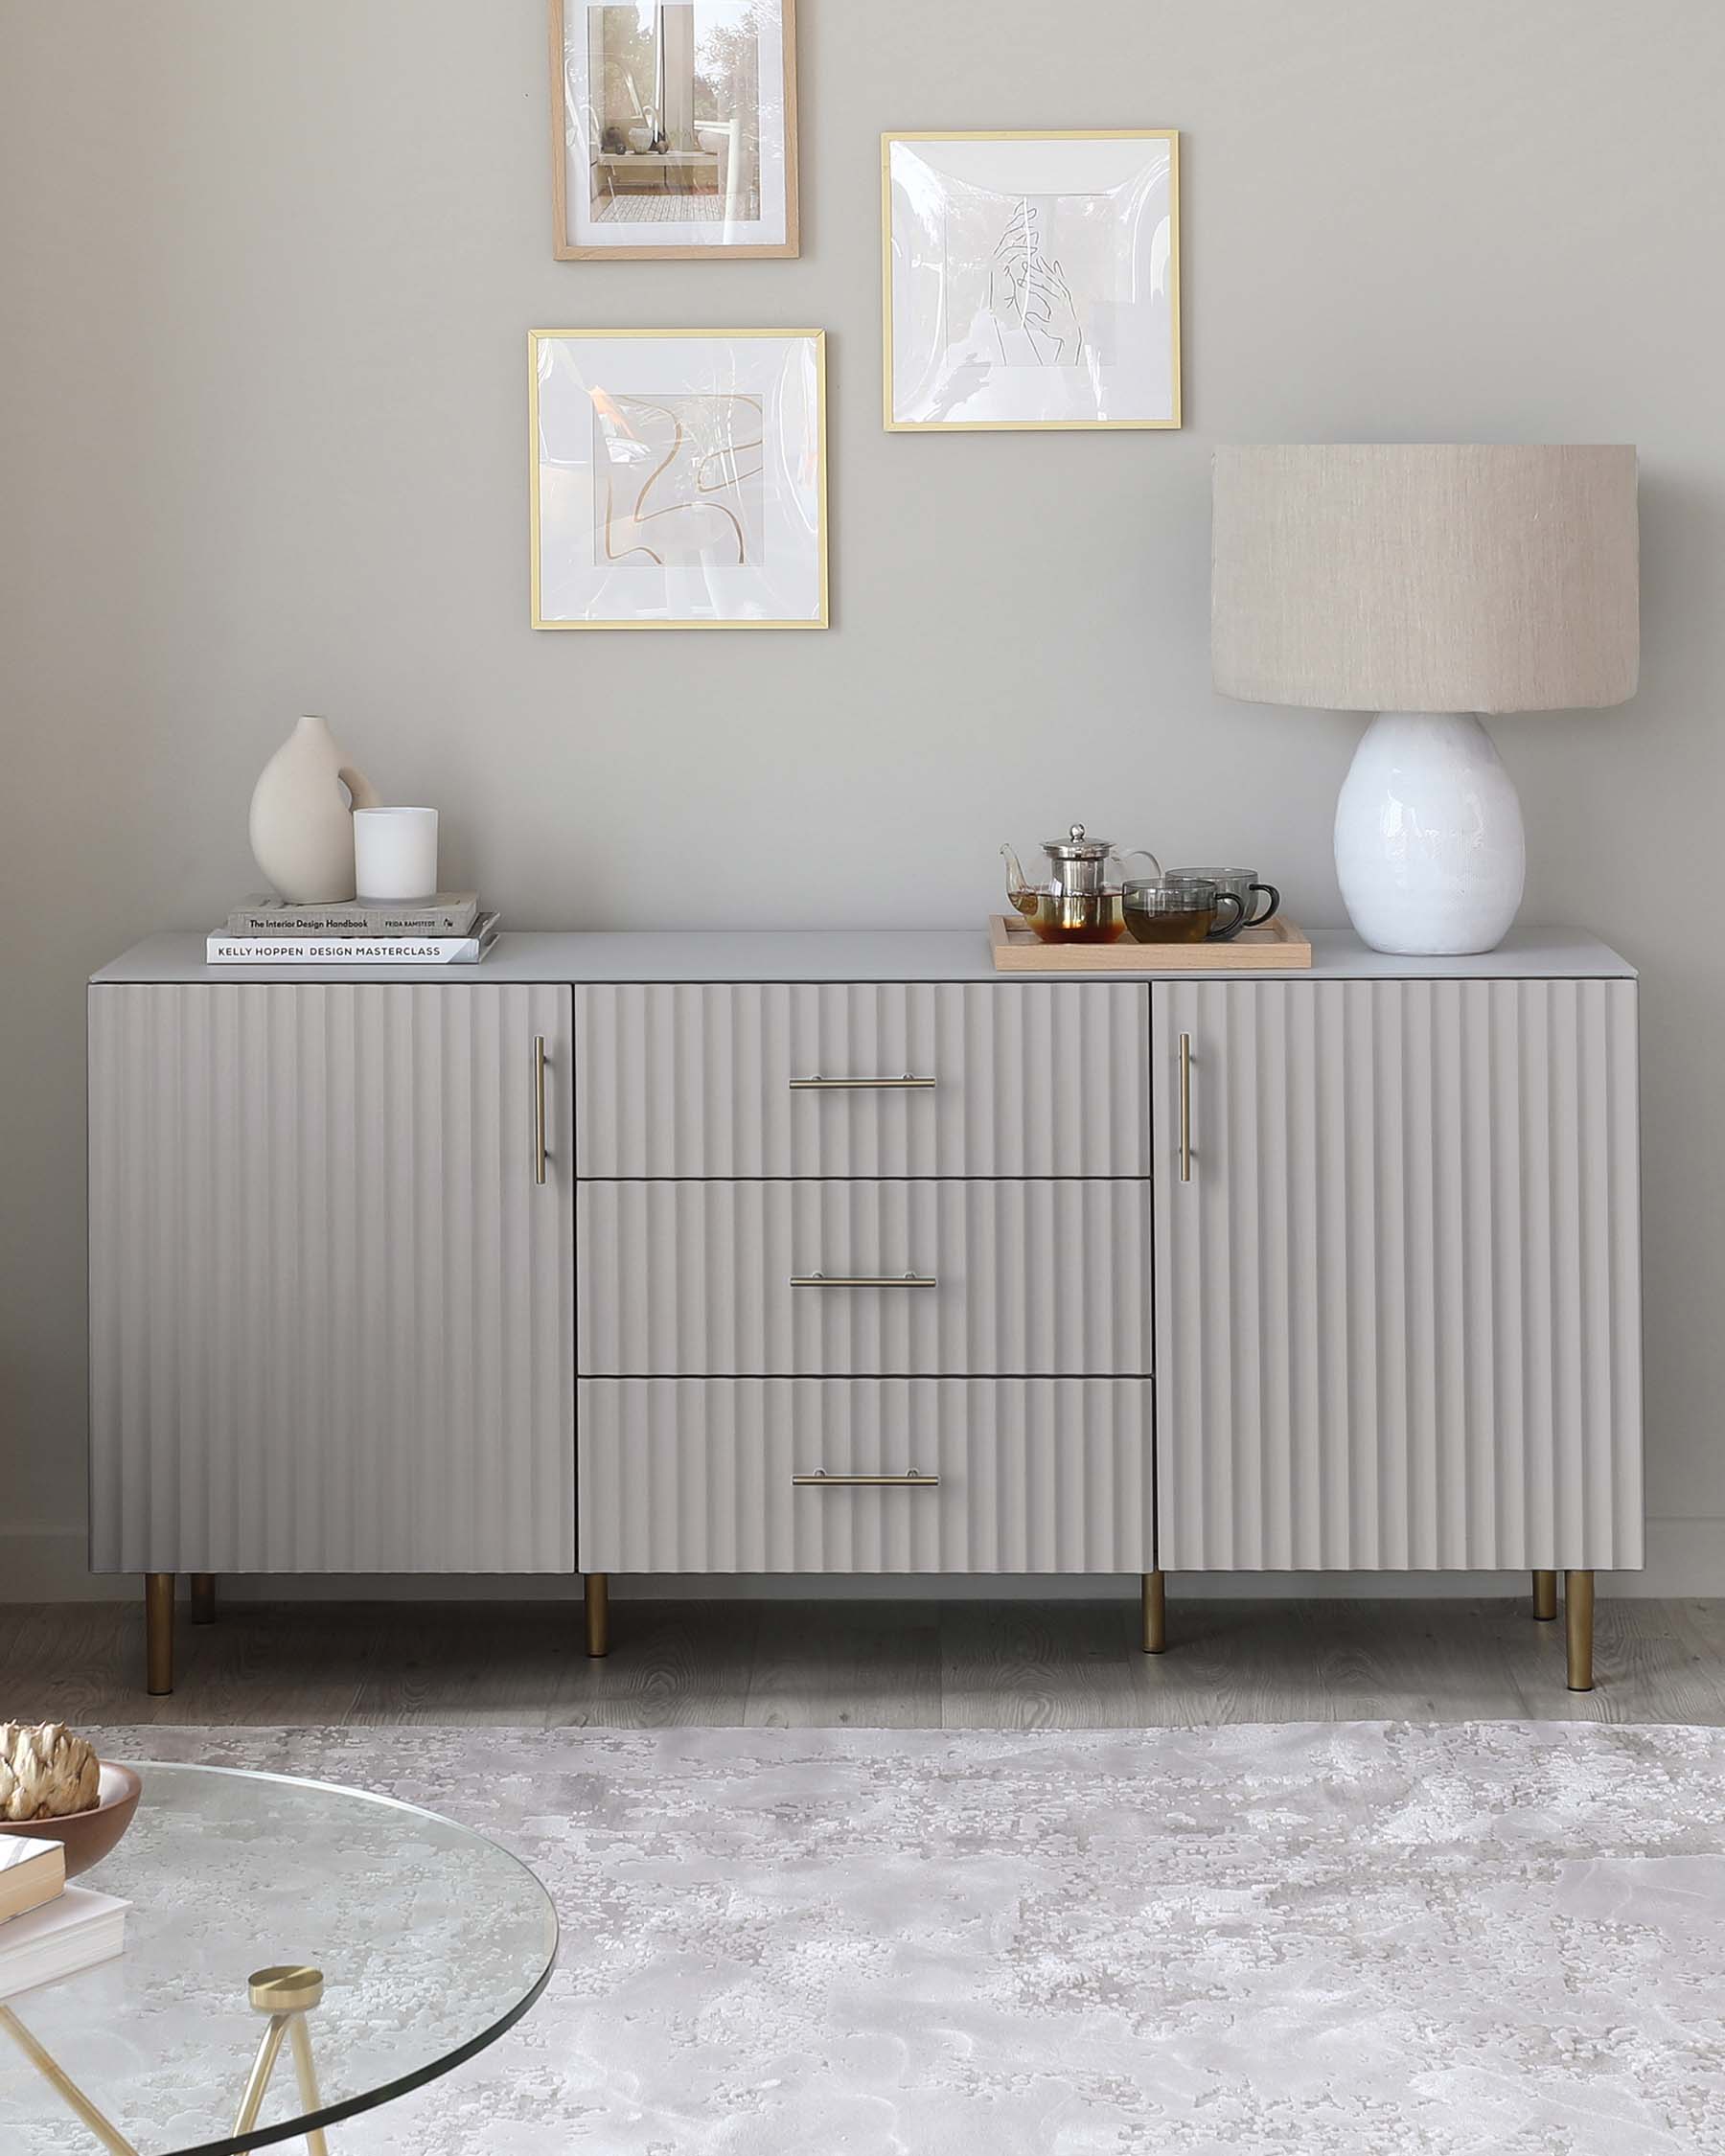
[248,715,380,902]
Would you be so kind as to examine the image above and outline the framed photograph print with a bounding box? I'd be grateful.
[529,329,828,630]
[551,0,799,259]
[882,130,1181,431]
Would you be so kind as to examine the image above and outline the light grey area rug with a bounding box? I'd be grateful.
[34,1723,1725,2151]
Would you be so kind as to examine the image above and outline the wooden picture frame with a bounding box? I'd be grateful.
[551,0,800,261]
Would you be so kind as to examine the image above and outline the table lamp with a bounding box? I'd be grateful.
[1210,445,1640,954]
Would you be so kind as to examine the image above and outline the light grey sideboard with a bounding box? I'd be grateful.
[87,929,1642,1694]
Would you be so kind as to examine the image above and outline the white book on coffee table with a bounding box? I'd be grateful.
[0,1834,65,1926]
[0,1887,126,2001]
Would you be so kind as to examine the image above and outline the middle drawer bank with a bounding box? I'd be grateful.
[572,977,1155,1577]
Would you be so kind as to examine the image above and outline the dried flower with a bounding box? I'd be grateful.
[0,1722,103,1821]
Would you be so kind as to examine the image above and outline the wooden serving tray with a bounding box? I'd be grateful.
[989,914,1313,972]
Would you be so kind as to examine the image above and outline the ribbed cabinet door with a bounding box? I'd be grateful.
[1152,978,1641,1571]
[88,983,575,1572]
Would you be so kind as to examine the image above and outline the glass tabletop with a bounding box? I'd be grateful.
[1,1762,558,2154]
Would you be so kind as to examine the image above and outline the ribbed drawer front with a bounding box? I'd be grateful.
[578,1179,1152,1375]
[573,981,1147,1177]
[578,1378,1155,1571]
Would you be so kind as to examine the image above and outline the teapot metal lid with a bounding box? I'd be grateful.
[1041,822,1115,861]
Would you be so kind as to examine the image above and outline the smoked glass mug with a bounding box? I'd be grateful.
[1165,868,1279,941]
[1121,875,1246,945]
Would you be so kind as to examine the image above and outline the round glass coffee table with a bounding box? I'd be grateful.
[0,1763,558,2153]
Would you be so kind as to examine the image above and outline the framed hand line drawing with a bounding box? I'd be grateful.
[883,130,1181,431]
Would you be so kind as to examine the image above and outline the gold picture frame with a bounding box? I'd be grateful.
[551,0,800,261]
[881,129,1182,432]
[528,328,829,631]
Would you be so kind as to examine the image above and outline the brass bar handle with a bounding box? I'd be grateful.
[789,1072,935,1089]
[794,1469,940,1487]
[790,1272,937,1289]
[1178,1031,1192,1183]
[533,1036,548,1187]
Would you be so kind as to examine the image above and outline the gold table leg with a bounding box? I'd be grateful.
[0,2003,138,2154]
[1565,1570,1596,1691]
[288,2013,331,2155]
[0,1963,330,2156]
[586,1571,610,1658]
[145,1572,174,1696]
[231,2017,291,2137]
[235,1967,329,2149]
[1141,1571,1166,1654]
[1531,1570,1557,1621]
[191,1572,217,1625]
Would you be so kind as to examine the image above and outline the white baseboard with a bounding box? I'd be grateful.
[4,1524,1723,1603]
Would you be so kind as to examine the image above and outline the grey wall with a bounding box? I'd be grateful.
[4,0,1723,1597]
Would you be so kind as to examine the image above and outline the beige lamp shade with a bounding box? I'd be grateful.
[1211,445,1640,714]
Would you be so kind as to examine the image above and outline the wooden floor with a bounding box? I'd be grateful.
[6,1595,1724,1730]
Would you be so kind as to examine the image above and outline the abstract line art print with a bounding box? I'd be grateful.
[530,329,826,628]
[592,392,766,566]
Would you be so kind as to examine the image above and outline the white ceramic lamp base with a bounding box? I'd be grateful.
[1334,710,1527,955]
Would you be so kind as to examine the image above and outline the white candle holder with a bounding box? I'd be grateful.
[353,808,439,903]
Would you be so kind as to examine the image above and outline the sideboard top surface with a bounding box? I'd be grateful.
[91,927,1636,988]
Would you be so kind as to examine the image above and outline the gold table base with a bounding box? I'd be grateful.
[0,1963,331,2155]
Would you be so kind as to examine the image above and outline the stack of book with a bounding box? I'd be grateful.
[208,893,500,966]
[0,1837,127,2000]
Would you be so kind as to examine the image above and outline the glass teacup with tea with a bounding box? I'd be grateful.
[1120,873,1246,945]
[1162,867,1279,941]
[1001,825,1161,944]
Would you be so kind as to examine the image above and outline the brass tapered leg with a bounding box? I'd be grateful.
[2,1963,332,2156]
[1531,1570,1557,1621]
[231,2013,324,2146]
[145,1573,174,1696]
[235,1966,329,2155]
[231,2018,289,2138]
[1565,1571,1596,1691]
[585,1572,610,1659]
[1141,1571,1166,1654]
[0,2005,137,2154]
[288,2014,330,2155]
[190,1573,216,1625]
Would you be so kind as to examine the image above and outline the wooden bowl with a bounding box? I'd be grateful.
[0,1762,142,1879]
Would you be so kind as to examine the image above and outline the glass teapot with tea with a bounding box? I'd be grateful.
[1001,824,1162,944]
